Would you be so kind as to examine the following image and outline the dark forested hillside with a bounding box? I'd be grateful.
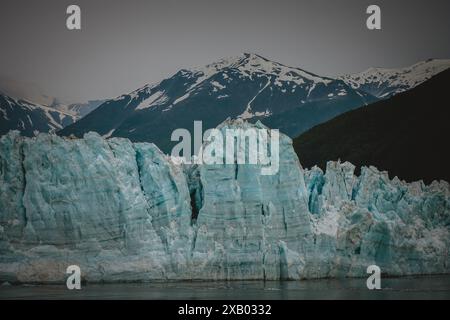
[293,69,450,183]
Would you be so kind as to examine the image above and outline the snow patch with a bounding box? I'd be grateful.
[173,93,190,105]
[135,91,167,110]
[211,81,226,90]
[103,129,115,138]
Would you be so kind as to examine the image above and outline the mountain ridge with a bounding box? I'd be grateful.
[339,58,450,98]
[3,54,449,142]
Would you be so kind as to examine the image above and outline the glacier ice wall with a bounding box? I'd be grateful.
[0,122,449,283]
[303,162,449,278]
[186,120,313,280]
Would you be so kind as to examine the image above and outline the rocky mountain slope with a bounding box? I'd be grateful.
[0,93,78,136]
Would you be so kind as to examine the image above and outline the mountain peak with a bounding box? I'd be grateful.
[186,53,332,86]
[240,52,271,62]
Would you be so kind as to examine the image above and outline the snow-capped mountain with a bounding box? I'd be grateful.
[0,93,78,136]
[60,53,376,152]
[340,58,450,99]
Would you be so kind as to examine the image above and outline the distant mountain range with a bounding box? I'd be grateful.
[0,93,105,136]
[65,100,107,118]
[293,68,450,183]
[59,54,450,153]
[2,54,449,148]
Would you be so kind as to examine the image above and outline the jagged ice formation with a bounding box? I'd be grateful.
[0,121,449,282]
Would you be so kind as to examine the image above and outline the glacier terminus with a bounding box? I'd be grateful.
[0,120,449,283]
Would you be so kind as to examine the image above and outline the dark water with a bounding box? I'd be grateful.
[1,275,449,300]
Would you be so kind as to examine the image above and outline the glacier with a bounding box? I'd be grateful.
[0,121,449,283]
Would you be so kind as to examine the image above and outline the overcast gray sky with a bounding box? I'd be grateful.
[1,0,449,104]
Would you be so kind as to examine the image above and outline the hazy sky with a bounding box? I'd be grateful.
[1,0,449,103]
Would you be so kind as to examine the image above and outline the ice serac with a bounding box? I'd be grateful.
[133,142,193,275]
[0,121,449,283]
[304,161,450,278]
[0,132,180,282]
[186,120,312,280]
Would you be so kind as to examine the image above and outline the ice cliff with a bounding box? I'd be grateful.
[0,121,449,282]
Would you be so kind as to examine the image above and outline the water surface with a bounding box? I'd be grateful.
[1,275,449,300]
